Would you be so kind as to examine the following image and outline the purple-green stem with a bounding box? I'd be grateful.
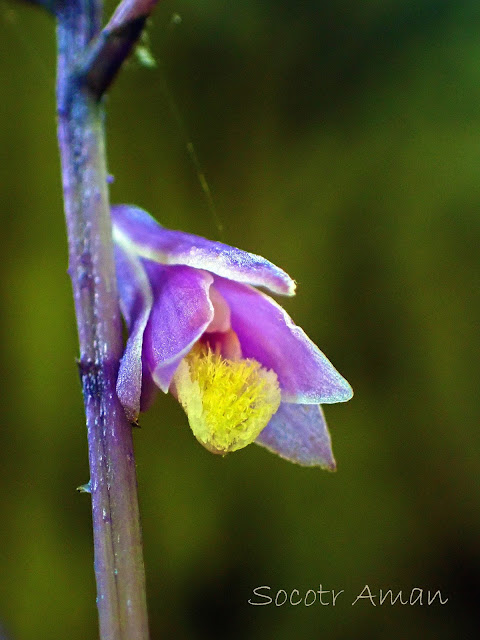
[56,1,149,638]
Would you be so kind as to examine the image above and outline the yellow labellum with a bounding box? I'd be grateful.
[173,344,281,454]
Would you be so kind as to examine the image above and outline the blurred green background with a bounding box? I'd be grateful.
[1,0,479,638]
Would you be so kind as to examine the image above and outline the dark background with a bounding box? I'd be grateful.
[0,1,479,638]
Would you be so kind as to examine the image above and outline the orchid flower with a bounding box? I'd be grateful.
[112,205,353,469]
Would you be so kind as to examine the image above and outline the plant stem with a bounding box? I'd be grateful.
[85,0,162,99]
[56,1,149,638]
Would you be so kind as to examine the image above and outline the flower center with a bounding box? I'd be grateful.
[172,342,281,454]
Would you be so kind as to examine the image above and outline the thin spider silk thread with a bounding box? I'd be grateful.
[156,57,225,241]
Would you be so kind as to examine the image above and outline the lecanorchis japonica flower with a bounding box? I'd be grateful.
[113,205,352,469]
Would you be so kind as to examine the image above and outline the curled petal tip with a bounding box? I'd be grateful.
[286,278,297,297]
[324,376,354,404]
[341,381,354,402]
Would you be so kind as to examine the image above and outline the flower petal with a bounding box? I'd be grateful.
[256,403,336,469]
[112,204,296,296]
[213,277,353,404]
[114,245,154,422]
[206,286,231,333]
[141,261,214,392]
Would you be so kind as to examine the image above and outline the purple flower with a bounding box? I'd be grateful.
[112,205,352,469]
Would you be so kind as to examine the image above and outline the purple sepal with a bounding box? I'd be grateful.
[115,245,153,422]
[141,261,214,392]
[256,403,336,469]
[213,277,353,404]
[111,204,296,296]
